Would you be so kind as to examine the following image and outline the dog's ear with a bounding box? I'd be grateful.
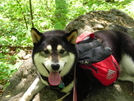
[67,29,78,44]
[31,28,43,43]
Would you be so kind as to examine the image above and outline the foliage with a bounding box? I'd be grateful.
[0,0,134,88]
[0,48,21,88]
[0,0,134,47]
[0,62,18,85]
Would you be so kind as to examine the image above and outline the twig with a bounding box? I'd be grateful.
[29,0,34,27]
[16,0,28,29]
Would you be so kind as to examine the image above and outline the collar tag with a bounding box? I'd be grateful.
[58,82,65,88]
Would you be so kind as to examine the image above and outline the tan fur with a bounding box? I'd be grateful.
[67,30,78,44]
[31,29,41,43]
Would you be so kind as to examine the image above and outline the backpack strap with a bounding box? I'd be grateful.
[76,31,94,43]
[111,55,120,78]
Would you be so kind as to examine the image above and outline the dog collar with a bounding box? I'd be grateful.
[57,82,65,88]
[49,82,65,90]
[39,74,65,89]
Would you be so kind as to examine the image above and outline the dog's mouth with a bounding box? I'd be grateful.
[42,63,61,86]
[48,71,61,86]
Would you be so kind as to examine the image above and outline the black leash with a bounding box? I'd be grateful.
[73,65,77,101]
[73,46,80,101]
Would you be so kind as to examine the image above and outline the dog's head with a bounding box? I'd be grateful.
[31,28,78,86]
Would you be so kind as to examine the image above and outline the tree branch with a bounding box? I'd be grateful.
[29,0,34,27]
[16,0,28,29]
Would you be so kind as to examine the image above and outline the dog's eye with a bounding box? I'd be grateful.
[44,49,50,54]
[59,49,65,54]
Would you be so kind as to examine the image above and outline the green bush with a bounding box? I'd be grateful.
[0,0,134,47]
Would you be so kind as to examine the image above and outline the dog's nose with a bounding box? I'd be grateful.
[51,63,60,70]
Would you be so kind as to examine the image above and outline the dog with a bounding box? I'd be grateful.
[19,28,134,101]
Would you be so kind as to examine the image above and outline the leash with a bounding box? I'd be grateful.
[73,31,92,101]
[73,65,77,101]
[73,31,94,101]
[73,45,79,101]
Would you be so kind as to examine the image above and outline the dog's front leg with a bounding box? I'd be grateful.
[19,77,45,101]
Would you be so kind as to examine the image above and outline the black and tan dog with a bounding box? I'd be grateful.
[20,28,134,101]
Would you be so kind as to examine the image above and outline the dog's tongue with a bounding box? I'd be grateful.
[48,72,61,86]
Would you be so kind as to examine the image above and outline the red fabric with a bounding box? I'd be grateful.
[76,31,94,43]
[76,31,120,86]
[79,55,120,86]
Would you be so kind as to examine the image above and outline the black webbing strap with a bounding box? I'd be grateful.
[73,65,77,101]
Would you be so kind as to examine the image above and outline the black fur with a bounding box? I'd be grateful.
[21,29,134,101]
[40,30,134,101]
[94,30,134,62]
[75,30,134,101]
[32,30,78,89]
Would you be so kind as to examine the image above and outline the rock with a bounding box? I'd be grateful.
[65,9,134,37]
[1,9,134,101]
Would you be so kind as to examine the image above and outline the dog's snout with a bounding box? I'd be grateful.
[51,63,60,70]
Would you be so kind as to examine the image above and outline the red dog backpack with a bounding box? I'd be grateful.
[76,31,120,86]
